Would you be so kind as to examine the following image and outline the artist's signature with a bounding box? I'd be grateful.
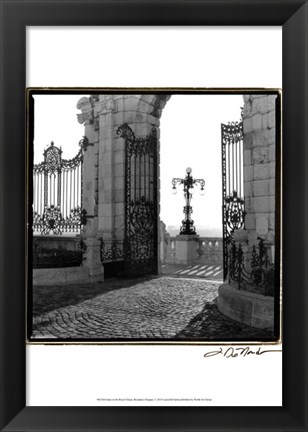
[204,347,282,359]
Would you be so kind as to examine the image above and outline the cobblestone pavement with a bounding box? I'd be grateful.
[31,277,274,341]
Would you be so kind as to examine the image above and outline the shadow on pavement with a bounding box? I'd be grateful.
[175,298,275,342]
[32,276,158,316]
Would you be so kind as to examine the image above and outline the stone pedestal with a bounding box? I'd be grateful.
[83,238,104,283]
[175,234,199,265]
[217,283,274,330]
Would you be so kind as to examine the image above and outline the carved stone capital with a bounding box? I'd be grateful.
[76,97,94,125]
[96,95,117,116]
[150,95,171,118]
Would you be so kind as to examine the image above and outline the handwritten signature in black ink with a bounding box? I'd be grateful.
[204,346,282,359]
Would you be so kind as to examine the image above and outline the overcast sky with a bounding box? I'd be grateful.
[160,95,243,233]
[33,94,243,233]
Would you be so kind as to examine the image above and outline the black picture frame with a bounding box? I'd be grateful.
[0,1,307,431]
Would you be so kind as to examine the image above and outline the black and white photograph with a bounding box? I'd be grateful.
[28,90,281,343]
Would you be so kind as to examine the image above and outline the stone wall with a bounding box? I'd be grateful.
[242,94,277,259]
[33,235,81,251]
[33,267,90,286]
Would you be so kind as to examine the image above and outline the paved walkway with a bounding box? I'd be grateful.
[162,263,223,280]
[31,276,274,341]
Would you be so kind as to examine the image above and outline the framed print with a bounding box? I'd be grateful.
[1,1,308,431]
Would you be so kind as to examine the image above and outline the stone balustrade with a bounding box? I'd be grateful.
[163,234,223,265]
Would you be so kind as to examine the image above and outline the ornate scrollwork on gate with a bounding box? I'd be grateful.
[221,121,243,143]
[100,238,124,262]
[225,191,246,240]
[117,123,157,157]
[43,141,62,173]
[41,205,63,235]
[127,196,156,264]
[221,118,245,280]
[34,205,87,236]
[33,140,87,235]
[117,123,158,276]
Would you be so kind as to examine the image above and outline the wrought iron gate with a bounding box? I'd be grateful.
[221,118,246,280]
[117,123,158,277]
[33,139,87,235]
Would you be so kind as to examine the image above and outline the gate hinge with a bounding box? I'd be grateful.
[79,136,95,151]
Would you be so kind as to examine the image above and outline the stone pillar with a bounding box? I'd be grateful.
[175,235,200,265]
[77,96,104,282]
[77,94,171,280]
[242,94,277,260]
[95,95,126,274]
[97,96,119,240]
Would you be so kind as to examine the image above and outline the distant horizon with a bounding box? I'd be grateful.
[163,223,222,238]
